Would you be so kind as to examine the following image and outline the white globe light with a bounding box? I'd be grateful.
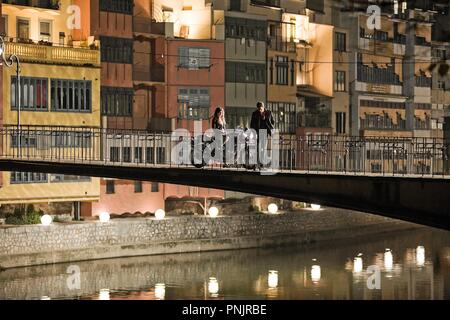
[208,206,219,218]
[41,214,53,226]
[208,277,219,295]
[99,212,110,223]
[155,209,166,220]
[268,203,279,214]
[311,204,321,210]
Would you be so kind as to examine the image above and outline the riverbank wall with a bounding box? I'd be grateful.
[0,208,419,269]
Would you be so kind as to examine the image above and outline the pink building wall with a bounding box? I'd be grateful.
[91,180,225,216]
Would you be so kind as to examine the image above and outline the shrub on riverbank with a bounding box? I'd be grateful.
[5,205,42,225]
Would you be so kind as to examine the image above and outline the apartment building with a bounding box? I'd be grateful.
[0,0,101,206]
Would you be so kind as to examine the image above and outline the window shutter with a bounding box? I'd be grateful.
[198,48,210,68]
[179,47,189,67]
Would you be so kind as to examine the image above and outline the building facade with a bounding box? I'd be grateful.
[0,0,101,205]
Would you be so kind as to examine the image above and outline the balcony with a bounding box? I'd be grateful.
[268,37,296,53]
[3,39,100,66]
[2,0,59,10]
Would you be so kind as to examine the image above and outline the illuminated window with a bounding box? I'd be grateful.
[39,20,52,42]
[335,71,346,92]
[11,76,48,111]
[276,56,289,85]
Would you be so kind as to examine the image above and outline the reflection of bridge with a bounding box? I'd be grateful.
[0,126,449,230]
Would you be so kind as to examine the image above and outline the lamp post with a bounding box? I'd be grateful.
[0,36,21,157]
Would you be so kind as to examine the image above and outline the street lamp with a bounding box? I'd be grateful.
[0,36,21,156]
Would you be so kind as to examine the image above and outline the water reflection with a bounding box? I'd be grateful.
[154,284,166,300]
[0,227,449,300]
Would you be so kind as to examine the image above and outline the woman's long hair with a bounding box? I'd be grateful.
[212,107,226,128]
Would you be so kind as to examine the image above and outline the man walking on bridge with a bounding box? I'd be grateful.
[250,102,275,169]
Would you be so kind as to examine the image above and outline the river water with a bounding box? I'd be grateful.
[1,226,449,300]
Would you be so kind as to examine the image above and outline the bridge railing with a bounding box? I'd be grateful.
[0,126,449,177]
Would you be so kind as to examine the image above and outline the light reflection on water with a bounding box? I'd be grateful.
[1,227,450,300]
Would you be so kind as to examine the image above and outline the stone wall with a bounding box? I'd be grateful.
[0,208,418,269]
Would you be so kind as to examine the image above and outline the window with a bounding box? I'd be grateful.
[374,30,388,41]
[51,79,92,112]
[123,147,131,163]
[146,147,166,164]
[268,102,300,134]
[101,87,133,116]
[135,147,143,163]
[225,17,266,41]
[1,15,7,36]
[100,36,133,64]
[178,88,210,120]
[226,62,266,83]
[437,81,446,90]
[10,132,37,148]
[100,0,133,14]
[110,147,120,162]
[151,182,159,193]
[50,175,90,183]
[225,107,255,129]
[10,172,47,184]
[39,20,52,42]
[106,180,115,194]
[276,56,288,85]
[335,32,346,52]
[52,131,92,148]
[336,112,346,134]
[335,71,346,92]
[230,0,242,11]
[178,47,210,69]
[134,181,143,193]
[17,18,29,41]
[11,76,48,111]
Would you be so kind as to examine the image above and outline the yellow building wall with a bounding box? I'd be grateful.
[2,63,101,127]
[0,174,100,204]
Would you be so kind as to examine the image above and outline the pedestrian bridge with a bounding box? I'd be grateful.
[0,126,449,230]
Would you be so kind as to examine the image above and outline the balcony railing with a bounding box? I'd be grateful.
[3,39,100,66]
[268,37,296,53]
[415,76,432,88]
[2,0,59,10]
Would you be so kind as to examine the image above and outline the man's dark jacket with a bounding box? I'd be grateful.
[250,110,275,136]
